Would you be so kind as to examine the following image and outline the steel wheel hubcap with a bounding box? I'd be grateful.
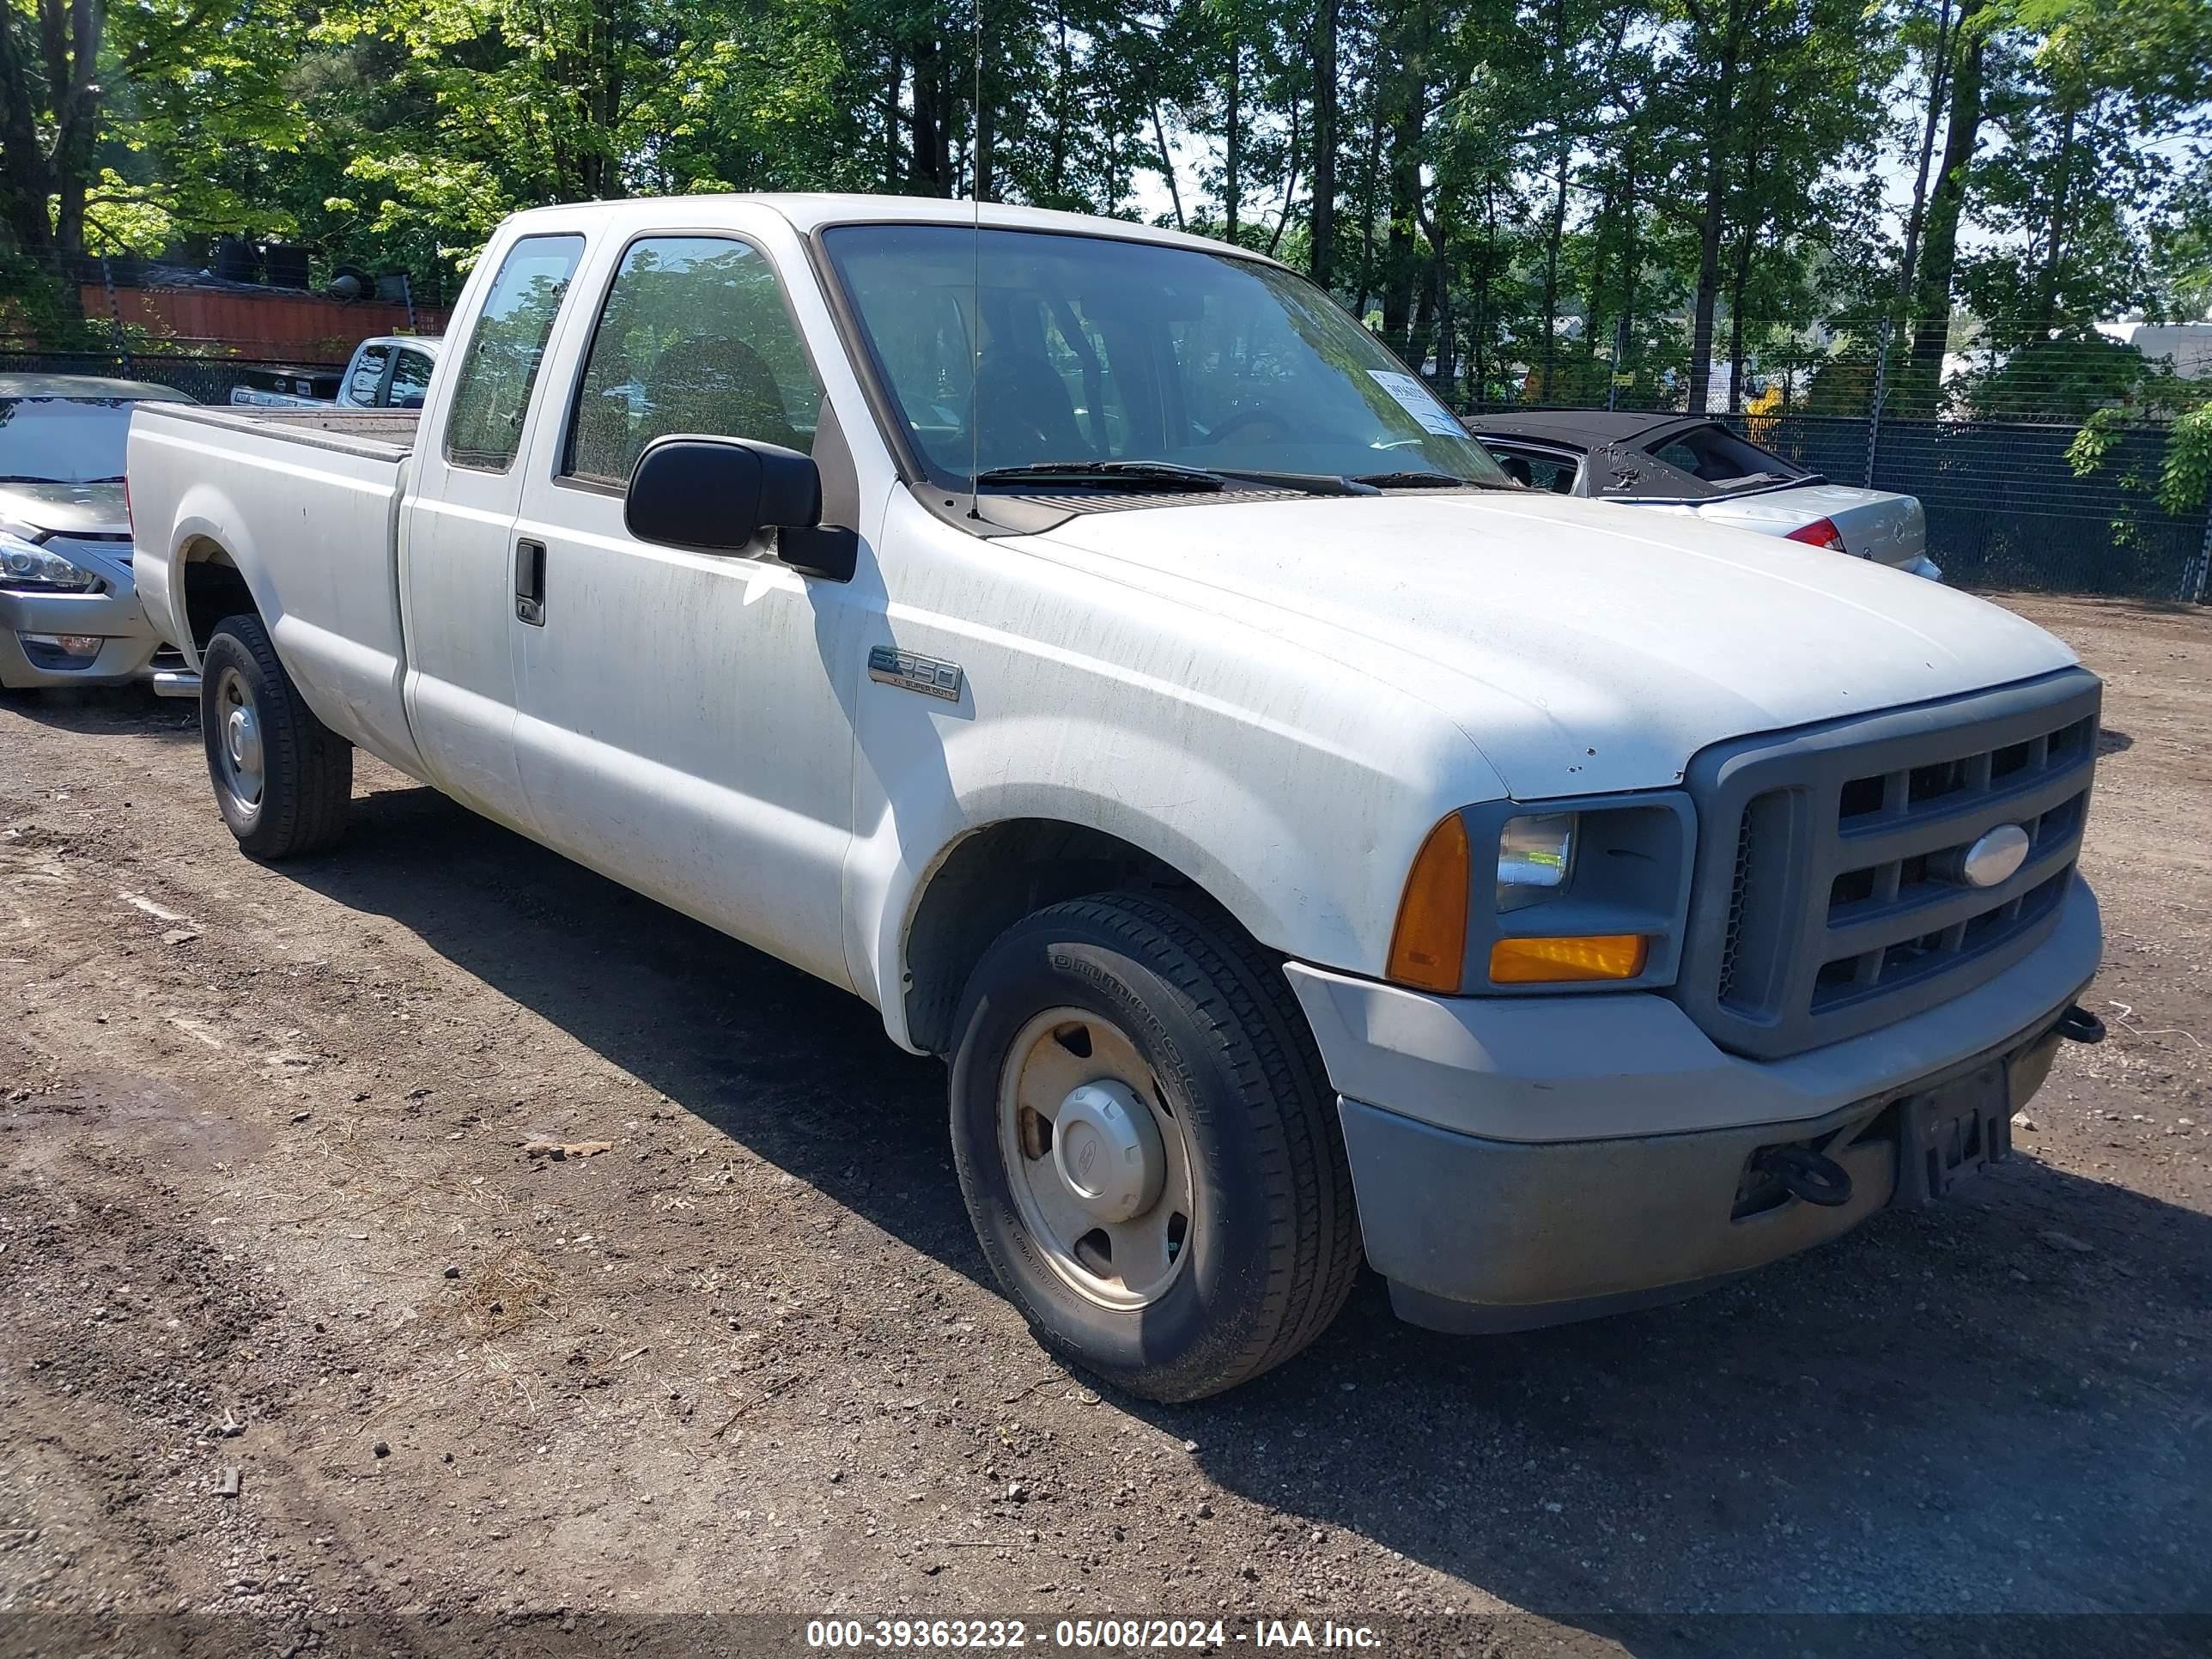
[215,668,264,807]
[999,1008,1194,1310]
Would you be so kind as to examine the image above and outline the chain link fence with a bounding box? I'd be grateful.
[0,345,339,404]
[1443,315,2212,604]
[1717,412,2208,602]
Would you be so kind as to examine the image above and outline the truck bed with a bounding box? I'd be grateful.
[128,397,423,778]
[139,401,419,462]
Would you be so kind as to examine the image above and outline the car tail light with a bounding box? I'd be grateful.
[1785,517,1846,552]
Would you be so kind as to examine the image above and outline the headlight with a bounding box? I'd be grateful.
[1387,797,1694,994]
[1496,812,1575,909]
[0,531,98,592]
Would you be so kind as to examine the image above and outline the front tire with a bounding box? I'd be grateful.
[199,615,352,859]
[949,892,1361,1401]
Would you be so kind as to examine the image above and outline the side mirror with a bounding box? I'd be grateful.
[624,435,857,581]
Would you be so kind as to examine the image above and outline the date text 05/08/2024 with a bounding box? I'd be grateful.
[805,1619,1384,1650]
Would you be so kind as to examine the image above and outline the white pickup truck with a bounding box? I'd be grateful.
[228,335,441,410]
[129,196,2106,1401]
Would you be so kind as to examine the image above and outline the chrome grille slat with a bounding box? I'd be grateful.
[1674,669,2101,1060]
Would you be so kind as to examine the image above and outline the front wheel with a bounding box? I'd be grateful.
[949,893,1361,1401]
[199,615,352,859]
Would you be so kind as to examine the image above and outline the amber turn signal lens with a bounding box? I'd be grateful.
[1488,934,1649,985]
[1387,814,1472,993]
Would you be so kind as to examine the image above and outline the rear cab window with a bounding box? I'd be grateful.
[444,234,587,471]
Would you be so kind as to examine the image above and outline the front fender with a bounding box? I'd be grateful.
[843,664,1501,1052]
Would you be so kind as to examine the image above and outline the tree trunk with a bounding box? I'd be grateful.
[1378,26,1425,357]
[1685,0,1747,415]
[884,53,905,189]
[0,0,106,262]
[1427,208,1454,392]
[1224,39,1243,244]
[1726,148,1762,413]
[1616,136,1641,403]
[1151,101,1185,228]
[2034,101,2079,319]
[975,55,995,202]
[1353,82,1384,320]
[1471,180,1496,406]
[1310,0,1339,291]
[1905,0,1986,413]
[911,29,943,195]
[1539,144,1570,392]
[1268,100,1303,257]
[1047,21,1073,202]
[1894,0,1955,307]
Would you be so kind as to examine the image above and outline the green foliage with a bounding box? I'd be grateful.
[0,0,2203,422]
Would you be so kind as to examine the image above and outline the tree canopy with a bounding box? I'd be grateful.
[3,0,2208,413]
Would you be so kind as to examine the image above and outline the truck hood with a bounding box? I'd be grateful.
[0,481,129,539]
[1026,489,2076,799]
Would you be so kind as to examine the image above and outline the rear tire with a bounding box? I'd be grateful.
[199,614,352,859]
[948,892,1361,1401]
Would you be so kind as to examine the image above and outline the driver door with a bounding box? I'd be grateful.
[505,231,870,991]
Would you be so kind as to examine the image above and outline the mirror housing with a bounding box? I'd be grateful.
[624,435,857,581]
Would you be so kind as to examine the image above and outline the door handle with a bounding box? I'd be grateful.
[514,538,546,626]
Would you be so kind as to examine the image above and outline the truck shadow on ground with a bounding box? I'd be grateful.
[289,781,2212,1641]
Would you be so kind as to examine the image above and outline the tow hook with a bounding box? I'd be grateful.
[1750,1145,1855,1208]
[2055,1004,2106,1045]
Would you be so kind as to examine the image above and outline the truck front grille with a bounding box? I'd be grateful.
[1674,669,2100,1060]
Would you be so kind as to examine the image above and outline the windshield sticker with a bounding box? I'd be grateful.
[1366,370,1467,436]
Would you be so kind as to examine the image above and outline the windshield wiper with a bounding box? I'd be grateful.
[1348,470,1504,490]
[975,460,1229,491]
[1211,468,1379,497]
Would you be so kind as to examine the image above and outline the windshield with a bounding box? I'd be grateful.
[0,398,143,483]
[823,224,1510,491]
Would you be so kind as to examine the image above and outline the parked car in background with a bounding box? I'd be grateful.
[1472,410,1942,580]
[0,374,198,694]
[228,336,441,410]
[131,196,2101,1401]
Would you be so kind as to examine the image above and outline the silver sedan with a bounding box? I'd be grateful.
[0,374,198,694]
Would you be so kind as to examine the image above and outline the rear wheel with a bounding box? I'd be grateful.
[199,615,352,859]
[949,892,1361,1401]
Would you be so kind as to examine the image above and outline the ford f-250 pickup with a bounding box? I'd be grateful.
[128,196,2107,1401]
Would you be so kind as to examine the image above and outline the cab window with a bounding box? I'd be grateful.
[389,348,434,410]
[564,235,824,489]
[345,346,391,405]
[443,234,586,472]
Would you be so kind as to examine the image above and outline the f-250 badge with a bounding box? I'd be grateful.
[867,646,963,702]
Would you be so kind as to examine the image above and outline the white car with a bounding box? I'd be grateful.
[228,335,441,410]
[1474,411,1942,579]
[129,195,2101,1399]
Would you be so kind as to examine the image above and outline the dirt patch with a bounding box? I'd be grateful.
[0,595,2207,1652]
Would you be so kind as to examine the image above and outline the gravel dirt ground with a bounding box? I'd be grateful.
[1,592,2207,1657]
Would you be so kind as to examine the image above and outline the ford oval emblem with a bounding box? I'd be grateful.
[1961,823,2031,889]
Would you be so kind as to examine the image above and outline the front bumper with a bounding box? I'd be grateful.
[0,584,165,690]
[1286,875,2101,1330]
